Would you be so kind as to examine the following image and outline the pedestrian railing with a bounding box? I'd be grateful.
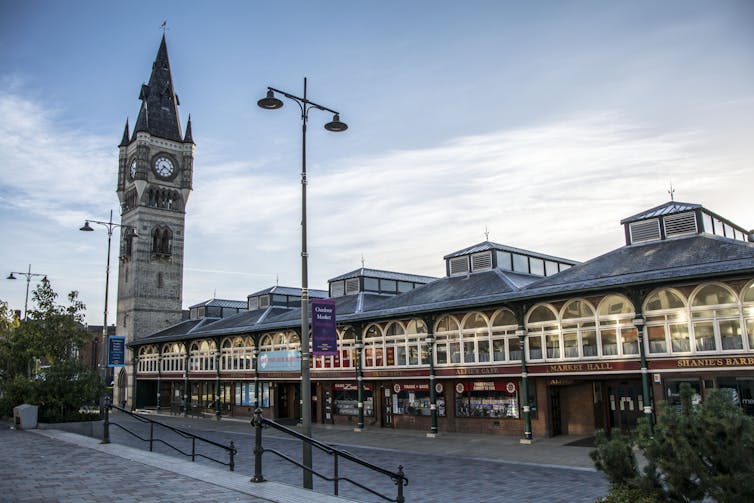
[102,398,236,471]
[250,408,408,502]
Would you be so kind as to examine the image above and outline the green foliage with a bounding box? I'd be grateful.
[592,383,754,503]
[0,280,104,421]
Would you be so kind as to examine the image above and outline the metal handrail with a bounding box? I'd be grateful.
[102,399,236,471]
[251,408,408,502]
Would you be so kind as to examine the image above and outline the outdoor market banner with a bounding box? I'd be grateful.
[312,298,337,356]
[107,336,126,367]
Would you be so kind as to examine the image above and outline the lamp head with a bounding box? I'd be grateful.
[80,221,94,232]
[6,273,16,280]
[258,90,283,110]
[324,114,348,132]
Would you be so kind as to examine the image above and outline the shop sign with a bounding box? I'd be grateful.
[312,298,337,356]
[393,383,430,393]
[675,357,754,368]
[333,383,373,391]
[456,381,517,393]
[258,350,301,372]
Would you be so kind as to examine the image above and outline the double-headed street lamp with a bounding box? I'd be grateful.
[258,78,347,489]
[80,209,137,384]
[6,265,47,320]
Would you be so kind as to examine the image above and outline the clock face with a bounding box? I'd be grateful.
[129,160,137,179]
[153,157,175,178]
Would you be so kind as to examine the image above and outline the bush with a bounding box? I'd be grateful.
[592,383,754,503]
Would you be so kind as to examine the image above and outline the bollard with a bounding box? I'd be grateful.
[101,396,111,444]
[229,441,236,472]
[250,408,265,483]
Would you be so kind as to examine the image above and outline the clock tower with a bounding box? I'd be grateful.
[116,34,194,352]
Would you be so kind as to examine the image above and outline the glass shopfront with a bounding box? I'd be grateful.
[235,382,270,407]
[717,378,754,416]
[333,383,374,416]
[391,383,446,417]
[455,381,521,418]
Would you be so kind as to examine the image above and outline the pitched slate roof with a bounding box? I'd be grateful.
[521,234,754,297]
[328,267,436,284]
[443,240,578,264]
[620,201,701,224]
[189,298,247,309]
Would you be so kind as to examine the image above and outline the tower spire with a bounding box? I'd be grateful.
[119,119,130,147]
[183,114,194,144]
[131,35,182,142]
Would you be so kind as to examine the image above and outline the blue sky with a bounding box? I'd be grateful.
[1,1,752,325]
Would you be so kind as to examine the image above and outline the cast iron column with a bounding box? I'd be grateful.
[355,330,365,431]
[518,328,533,443]
[634,314,654,430]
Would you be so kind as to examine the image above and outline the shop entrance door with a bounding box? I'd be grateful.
[382,387,393,428]
[550,388,562,436]
[607,382,643,434]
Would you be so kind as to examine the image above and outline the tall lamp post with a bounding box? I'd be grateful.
[80,210,137,385]
[6,264,47,320]
[258,78,347,489]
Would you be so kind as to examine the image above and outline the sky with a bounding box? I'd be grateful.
[0,0,752,326]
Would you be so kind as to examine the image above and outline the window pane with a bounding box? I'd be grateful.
[512,254,529,273]
[646,289,685,311]
[621,328,639,355]
[747,319,754,349]
[563,332,579,357]
[436,344,448,364]
[530,258,545,276]
[509,337,522,361]
[381,279,397,292]
[669,324,690,352]
[364,278,379,291]
[647,325,667,353]
[692,284,736,306]
[546,334,560,358]
[528,335,543,360]
[493,339,506,361]
[582,330,597,357]
[478,341,490,362]
[720,320,743,350]
[694,322,715,351]
[600,329,618,356]
[545,261,558,276]
[496,251,512,271]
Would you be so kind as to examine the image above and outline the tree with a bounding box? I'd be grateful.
[0,279,104,421]
[591,383,754,502]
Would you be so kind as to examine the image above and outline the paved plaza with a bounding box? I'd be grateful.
[2,413,609,502]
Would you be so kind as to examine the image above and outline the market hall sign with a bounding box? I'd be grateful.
[548,363,614,373]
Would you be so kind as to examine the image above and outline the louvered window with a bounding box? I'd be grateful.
[330,280,345,298]
[449,256,470,275]
[664,212,697,237]
[259,295,270,309]
[629,219,661,243]
[471,251,493,271]
[345,278,360,295]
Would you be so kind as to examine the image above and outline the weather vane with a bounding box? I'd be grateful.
[160,20,169,35]
[361,254,366,268]
[484,226,490,241]
[668,183,675,201]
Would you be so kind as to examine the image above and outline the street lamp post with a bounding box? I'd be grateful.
[80,210,137,385]
[258,78,347,489]
[425,333,439,437]
[6,264,47,320]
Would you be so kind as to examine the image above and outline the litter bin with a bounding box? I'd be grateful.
[13,404,39,429]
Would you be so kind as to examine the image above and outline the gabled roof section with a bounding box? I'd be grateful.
[188,298,247,309]
[328,267,436,284]
[131,35,183,143]
[247,285,328,298]
[443,241,575,264]
[523,234,754,296]
[128,317,219,345]
[620,201,701,224]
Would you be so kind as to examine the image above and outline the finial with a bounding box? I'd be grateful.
[160,20,169,36]
[276,274,279,286]
[361,254,366,268]
[484,226,490,241]
[668,182,675,201]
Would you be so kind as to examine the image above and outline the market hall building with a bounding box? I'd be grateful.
[129,201,754,439]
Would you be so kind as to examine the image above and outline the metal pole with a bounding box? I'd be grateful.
[428,335,438,436]
[300,77,313,490]
[518,328,533,443]
[634,315,654,432]
[23,264,31,320]
[251,408,266,483]
[356,337,364,431]
[101,210,113,386]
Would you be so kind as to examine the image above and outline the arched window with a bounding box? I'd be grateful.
[138,345,159,373]
[152,226,173,255]
[434,315,461,365]
[460,312,491,363]
[526,305,558,360]
[597,295,637,356]
[363,324,384,367]
[560,300,596,358]
[742,281,754,350]
[690,283,742,351]
[490,309,520,361]
[405,319,428,366]
[161,343,185,372]
[385,322,406,367]
[339,326,357,368]
[644,289,688,354]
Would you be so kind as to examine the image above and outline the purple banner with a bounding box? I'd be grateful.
[312,298,337,356]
